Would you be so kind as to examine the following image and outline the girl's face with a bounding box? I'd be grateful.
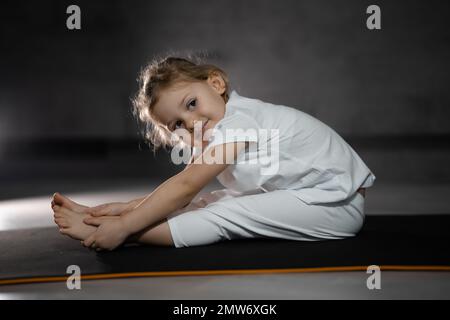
[152,74,227,148]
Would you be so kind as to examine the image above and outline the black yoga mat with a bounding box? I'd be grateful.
[1,215,450,284]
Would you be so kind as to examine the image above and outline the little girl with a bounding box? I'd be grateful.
[52,56,376,251]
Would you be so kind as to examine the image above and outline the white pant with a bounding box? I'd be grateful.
[166,188,365,248]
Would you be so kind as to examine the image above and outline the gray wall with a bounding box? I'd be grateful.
[1,0,449,141]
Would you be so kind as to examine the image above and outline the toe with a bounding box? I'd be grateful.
[54,205,71,216]
[54,193,65,206]
[58,206,77,217]
[56,193,76,208]
[56,218,69,228]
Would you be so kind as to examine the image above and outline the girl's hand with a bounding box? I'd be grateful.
[82,218,130,251]
[85,202,132,217]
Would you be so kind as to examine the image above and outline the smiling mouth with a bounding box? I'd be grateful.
[202,120,209,130]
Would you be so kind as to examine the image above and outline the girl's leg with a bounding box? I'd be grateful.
[165,190,366,248]
[122,189,237,247]
[126,219,174,247]
[55,189,234,247]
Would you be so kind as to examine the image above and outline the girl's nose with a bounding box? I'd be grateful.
[184,118,194,131]
[185,115,200,132]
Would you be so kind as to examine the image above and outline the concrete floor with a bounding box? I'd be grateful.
[1,180,450,299]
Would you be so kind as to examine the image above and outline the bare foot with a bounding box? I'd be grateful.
[53,205,97,241]
[52,192,88,213]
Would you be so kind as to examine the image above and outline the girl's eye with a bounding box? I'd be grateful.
[187,99,196,111]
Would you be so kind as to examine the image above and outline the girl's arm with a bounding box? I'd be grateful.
[126,197,146,210]
[121,141,247,235]
[182,148,200,171]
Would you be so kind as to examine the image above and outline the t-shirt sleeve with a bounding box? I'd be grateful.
[204,112,260,151]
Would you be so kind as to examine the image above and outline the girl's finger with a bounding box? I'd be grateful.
[89,205,107,215]
[85,207,96,214]
[83,234,95,247]
[91,210,105,217]
[83,217,102,226]
[94,209,113,216]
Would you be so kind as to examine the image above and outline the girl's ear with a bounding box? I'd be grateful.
[208,72,226,95]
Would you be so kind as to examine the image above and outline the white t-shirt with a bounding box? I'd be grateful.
[202,89,376,205]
